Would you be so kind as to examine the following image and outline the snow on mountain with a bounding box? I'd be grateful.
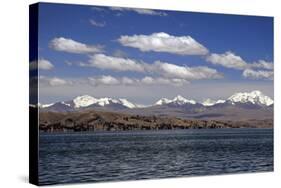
[155,98,172,105]
[216,100,226,104]
[202,99,226,106]
[41,103,54,108]
[118,98,138,108]
[227,90,273,106]
[73,95,98,108]
[40,90,273,110]
[53,95,139,109]
[172,95,196,105]
[95,97,114,106]
[155,95,196,105]
[61,101,71,107]
[202,99,216,106]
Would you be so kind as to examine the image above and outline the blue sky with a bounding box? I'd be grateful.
[35,3,274,104]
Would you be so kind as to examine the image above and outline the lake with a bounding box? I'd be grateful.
[38,128,273,185]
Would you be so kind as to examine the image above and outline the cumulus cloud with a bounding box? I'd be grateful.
[86,54,146,72]
[30,58,54,70]
[250,60,274,70]
[121,77,135,85]
[89,19,106,27]
[88,75,188,87]
[153,61,223,80]
[206,52,274,72]
[112,49,127,58]
[140,76,189,86]
[118,32,209,55]
[242,69,273,80]
[49,37,103,54]
[89,75,120,86]
[206,51,247,70]
[82,54,222,81]
[49,77,69,86]
[39,76,71,87]
[110,7,167,16]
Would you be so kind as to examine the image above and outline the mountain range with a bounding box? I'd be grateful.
[39,90,273,120]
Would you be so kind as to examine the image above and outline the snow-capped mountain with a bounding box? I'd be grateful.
[73,95,98,108]
[39,90,273,113]
[201,99,226,106]
[155,95,196,106]
[118,98,138,108]
[155,98,172,105]
[41,95,139,111]
[227,90,273,106]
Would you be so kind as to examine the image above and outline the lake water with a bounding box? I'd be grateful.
[39,129,273,185]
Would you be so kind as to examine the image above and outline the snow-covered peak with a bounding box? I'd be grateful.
[155,98,172,105]
[73,95,98,108]
[216,100,226,104]
[95,97,114,106]
[155,95,196,105]
[72,95,139,108]
[118,98,138,108]
[61,101,71,107]
[172,95,196,105]
[41,103,54,108]
[228,90,273,106]
[202,99,226,106]
[202,99,216,106]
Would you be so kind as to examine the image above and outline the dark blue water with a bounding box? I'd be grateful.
[39,129,273,185]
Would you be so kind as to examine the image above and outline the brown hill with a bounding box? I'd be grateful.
[39,110,273,132]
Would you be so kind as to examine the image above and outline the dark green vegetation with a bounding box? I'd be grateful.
[39,109,273,132]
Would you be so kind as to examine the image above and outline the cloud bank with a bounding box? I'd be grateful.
[83,54,222,81]
[40,75,189,87]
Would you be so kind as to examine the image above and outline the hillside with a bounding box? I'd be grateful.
[38,109,273,132]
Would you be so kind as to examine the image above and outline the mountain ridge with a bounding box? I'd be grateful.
[39,90,273,112]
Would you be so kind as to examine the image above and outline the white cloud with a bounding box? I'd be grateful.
[86,54,146,72]
[112,49,127,58]
[88,75,188,87]
[30,58,54,70]
[89,19,106,27]
[49,77,68,86]
[242,69,273,80]
[49,37,103,54]
[153,61,223,80]
[121,77,135,85]
[91,7,106,11]
[89,75,120,86]
[39,76,70,87]
[250,60,273,70]
[206,52,274,73]
[206,51,247,70]
[82,54,222,81]
[140,76,154,84]
[118,32,209,55]
[110,7,167,16]
[140,76,189,86]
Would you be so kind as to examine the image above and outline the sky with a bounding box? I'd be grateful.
[34,3,274,105]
